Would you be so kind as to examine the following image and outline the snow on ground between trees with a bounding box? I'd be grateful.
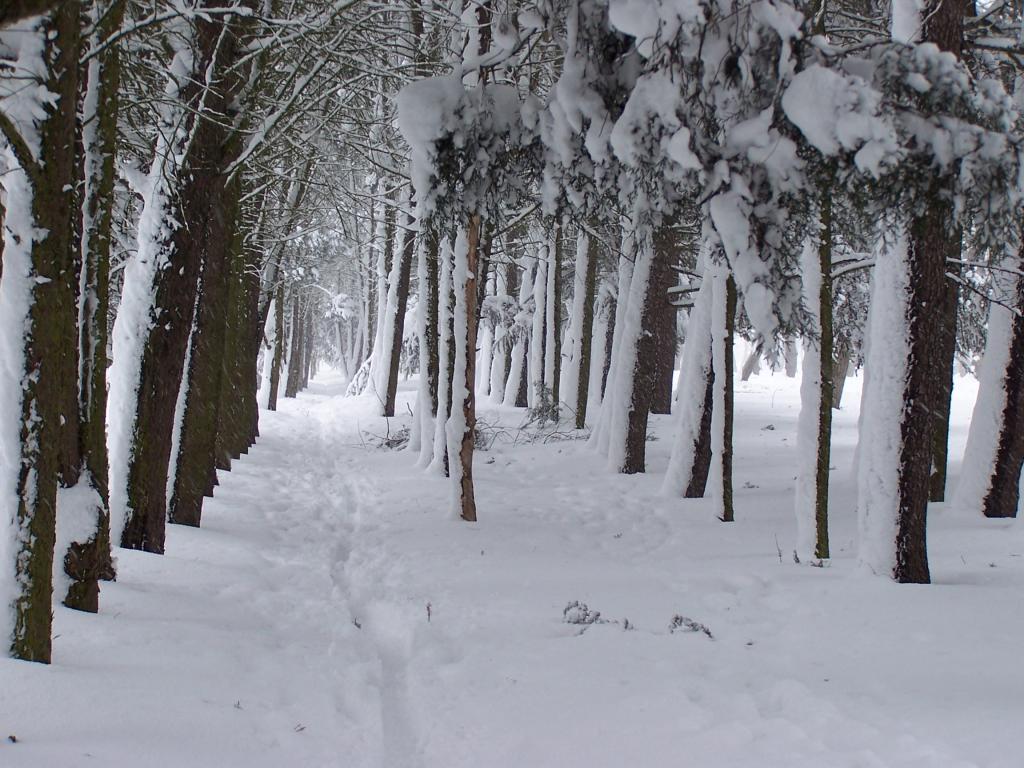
[3,368,1022,768]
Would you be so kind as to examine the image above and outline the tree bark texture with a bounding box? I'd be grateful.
[6,2,80,661]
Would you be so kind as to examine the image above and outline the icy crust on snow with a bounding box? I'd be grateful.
[955,270,1016,514]
[794,232,823,561]
[856,233,912,577]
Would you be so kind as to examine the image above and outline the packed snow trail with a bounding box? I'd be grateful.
[3,374,383,768]
[4,368,1024,767]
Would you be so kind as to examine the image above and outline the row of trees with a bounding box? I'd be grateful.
[0,0,363,663]
[4,0,1024,665]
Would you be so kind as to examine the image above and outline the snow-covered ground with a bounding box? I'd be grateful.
[3,366,1023,768]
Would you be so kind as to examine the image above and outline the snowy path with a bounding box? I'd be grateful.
[4,369,1024,767]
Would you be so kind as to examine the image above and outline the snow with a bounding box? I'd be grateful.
[6,368,1023,767]
[794,232,824,562]
[891,0,925,43]
[52,483,104,602]
[855,232,912,577]
[955,275,1016,514]
[0,15,51,652]
[0,148,37,642]
[107,64,191,546]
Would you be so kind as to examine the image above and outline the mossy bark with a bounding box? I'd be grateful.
[120,5,253,554]
[62,0,125,610]
[169,180,243,527]
[6,2,81,661]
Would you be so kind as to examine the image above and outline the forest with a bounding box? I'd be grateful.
[2,0,1023,764]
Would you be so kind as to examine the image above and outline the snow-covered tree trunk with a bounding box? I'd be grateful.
[651,222,679,415]
[429,239,454,475]
[564,228,598,429]
[709,270,736,522]
[477,272,495,398]
[857,0,966,584]
[663,267,716,498]
[955,257,1024,519]
[365,195,397,407]
[544,221,562,404]
[0,4,80,661]
[170,182,244,527]
[590,230,634,454]
[930,233,962,501]
[585,289,612,425]
[411,237,433,457]
[447,221,480,521]
[528,243,547,408]
[794,207,833,562]
[856,224,944,582]
[503,259,531,407]
[384,206,416,417]
[603,223,654,474]
[63,0,125,610]
[284,293,303,398]
[267,283,285,411]
[114,5,255,554]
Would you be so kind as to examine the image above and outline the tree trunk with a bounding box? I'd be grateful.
[452,219,481,522]
[120,4,252,554]
[575,229,599,429]
[64,0,125,609]
[930,234,962,501]
[284,294,303,398]
[267,282,285,411]
[169,180,242,527]
[1,3,80,661]
[980,285,1024,519]
[955,245,1024,519]
[426,232,441,414]
[795,202,833,562]
[651,223,679,414]
[385,210,416,417]
[545,221,562,404]
[663,275,714,499]
[715,274,736,522]
[832,346,850,409]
